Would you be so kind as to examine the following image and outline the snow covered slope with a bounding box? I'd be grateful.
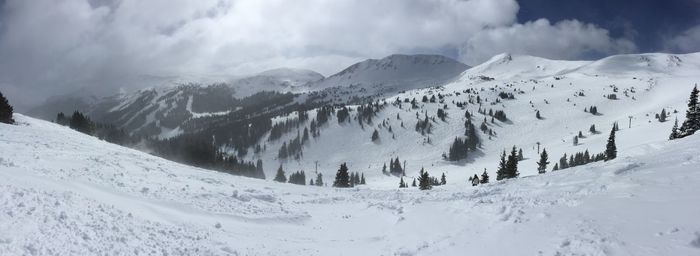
[245,52,700,188]
[2,114,700,255]
[309,54,469,101]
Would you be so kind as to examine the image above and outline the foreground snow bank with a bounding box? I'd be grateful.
[1,114,699,255]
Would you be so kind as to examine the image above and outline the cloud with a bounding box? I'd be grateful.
[664,25,700,53]
[0,0,640,108]
[459,19,637,65]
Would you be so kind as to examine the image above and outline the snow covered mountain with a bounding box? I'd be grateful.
[310,54,469,102]
[244,52,700,187]
[2,113,699,255]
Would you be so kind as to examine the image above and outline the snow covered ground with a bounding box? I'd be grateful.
[1,114,700,255]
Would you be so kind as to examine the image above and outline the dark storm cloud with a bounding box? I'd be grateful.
[0,0,694,110]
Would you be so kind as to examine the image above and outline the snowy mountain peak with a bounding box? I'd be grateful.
[312,54,469,93]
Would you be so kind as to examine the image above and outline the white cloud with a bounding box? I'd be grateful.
[664,25,700,53]
[0,0,641,107]
[459,19,637,65]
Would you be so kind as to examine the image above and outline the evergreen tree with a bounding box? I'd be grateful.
[589,124,596,134]
[679,85,700,137]
[537,149,549,174]
[552,163,559,171]
[480,170,489,184]
[471,174,480,186]
[381,163,388,175]
[518,148,524,161]
[274,165,287,182]
[360,173,366,185]
[605,125,617,161]
[255,159,266,179]
[399,177,407,188]
[573,136,579,146]
[316,173,324,186]
[440,172,447,185]
[669,118,680,140]
[417,167,432,190]
[536,110,541,119]
[411,178,417,187]
[659,109,667,122]
[0,91,14,124]
[69,111,94,135]
[505,146,520,178]
[496,150,507,181]
[333,163,350,188]
[371,129,380,141]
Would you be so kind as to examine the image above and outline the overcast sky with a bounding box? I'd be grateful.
[1,0,699,110]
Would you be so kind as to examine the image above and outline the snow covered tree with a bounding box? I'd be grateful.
[573,136,579,146]
[333,163,351,188]
[669,118,680,140]
[316,173,324,186]
[471,174,479,186]
[274,165,287,182]
[440,172,446,185]
[0,91,14,124]
[537,149,549,174]
[589,124,597,134]
[536,110,542,119]
[552,163,559,171]
[309,179,314,186]
[371,129,379,142]
[417,167,432,190]
[480,170,489,184]
[381,163,388,175]
[360,173,366,185]
[605,125,617,161]
[659,109,667,122]
[679,85,700,137]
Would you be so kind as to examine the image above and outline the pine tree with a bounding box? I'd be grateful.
[536,110,541,119]
[669,118,680,140]
[573,136,579,146]
[659,109,667,122]
[399,177,407,188]
[480,170,489,184]
[518,148,524,161]
[505,146,520,178]
[0,91,14,124]
[417,167,432,190]
[316,173,324,186]
[371,129,380,141]
[605,125,617,161]
[274,165,287,182]
[590,124,596,134]
[496,150,507,181]
[309,179,314,186]
[471,174,480,186]
[333,163,350,188]
[552,163,559,171]
[360,173,366,185]
[679,85,700,137]
[537,148,549,174]
[411,178,417,187]
[440,173,446,185]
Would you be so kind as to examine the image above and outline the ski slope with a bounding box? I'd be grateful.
[247,52,700,189]
[1,113,700,255]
